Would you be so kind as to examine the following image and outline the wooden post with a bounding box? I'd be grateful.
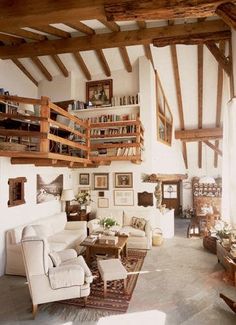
[40,96,50,153]
[86,119,91,161]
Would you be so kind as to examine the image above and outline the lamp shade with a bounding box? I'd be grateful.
[199,176,216,184]
[61,189,75,201]
[17,103,35,116]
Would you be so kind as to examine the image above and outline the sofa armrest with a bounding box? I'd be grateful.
[65,221,87,231]
[76,255,93,284]
[87,218,100,234]
[57,249,77,262]
[48,264,85,289]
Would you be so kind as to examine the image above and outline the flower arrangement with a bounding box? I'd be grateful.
[212,220,232,239]
[99,217,118,230]
[76,191,92,205]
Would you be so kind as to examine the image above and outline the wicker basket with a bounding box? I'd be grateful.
[152,228,163,246]
[203,236,217,254]
[0,142,26,151]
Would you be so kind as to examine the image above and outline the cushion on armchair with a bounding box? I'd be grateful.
[131,217,146,230]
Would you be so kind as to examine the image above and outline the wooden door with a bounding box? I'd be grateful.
[162,181,181,216]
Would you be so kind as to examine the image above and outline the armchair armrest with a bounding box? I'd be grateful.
[48,264,85,289]
[57,249,77,262]
[65,221,87,231]
[76,255,93,284]
[87,218,100,235]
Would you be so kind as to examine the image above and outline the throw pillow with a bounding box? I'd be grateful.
[49,251,61,267]
[131,217,146,231]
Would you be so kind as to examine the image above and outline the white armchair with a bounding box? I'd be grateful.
[21,226,93,318]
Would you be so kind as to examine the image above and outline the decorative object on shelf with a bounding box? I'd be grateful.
[154,181,162,208]
[93,173,109,190]
[76,190,92,210]
[114,172,133,188]
[98,197,109,208]
[99,217,118,231]
[8,177,26,207]
[61,189,75,217]
[86,79,113,107]
[199,176,216,184]
[111,93,139,106]
[79,173,90,186]
[114,190,134,206]
[17,103,35,116]
[36,174,63,204]
[137,191,153,207]
[142,173,188,182]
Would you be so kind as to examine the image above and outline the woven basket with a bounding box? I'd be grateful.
[0,142,26,151]
[203,236,217,254]
[152,228,163,246]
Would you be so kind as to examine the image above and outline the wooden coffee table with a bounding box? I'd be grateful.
[81,236,128,265]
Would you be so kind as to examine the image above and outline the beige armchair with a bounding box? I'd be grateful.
[21,226,93,318]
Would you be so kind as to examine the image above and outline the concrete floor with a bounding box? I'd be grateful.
[0,218,235,325]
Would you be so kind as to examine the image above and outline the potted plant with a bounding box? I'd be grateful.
[213,221,232,246]
[99,217,119,235]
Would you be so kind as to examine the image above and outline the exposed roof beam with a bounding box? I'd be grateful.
[175,128,223,141]
[51,54,69,77]
[98,18,120,32]
[0,20,229,59]
[137,20,154,69]
[31,57,53,81]
[204,140,222,156]
[170,44,188,169]
[153,30,230,47]
[137,21,147,29]
[0,28,46,41]
[65,22,95,35]
[73,52,91,80]
[11,58,38,86]
[206,42,231,75]
[198,44,204,169]
[30,25,71,38]
[104,1,236,20]
[0,33,24,45]
[216,2,236,30]
[95,49,111,77]
[119,47,132,73]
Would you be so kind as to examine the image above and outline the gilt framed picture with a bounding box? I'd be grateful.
[93,173,109,190]
[115,172,133,188]
[86,79,113,107]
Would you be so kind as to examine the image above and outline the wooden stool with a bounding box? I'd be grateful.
[187,218,200,238]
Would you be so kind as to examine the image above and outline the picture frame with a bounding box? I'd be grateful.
[98,197,109,208]
[86,79,113,107]
[115,172,133,188]
[93,173,109,190]
[163,184,178,199]
[114,190,134,206]
[79,173,90,186]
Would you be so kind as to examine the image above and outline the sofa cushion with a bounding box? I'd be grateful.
[122,226,145,237]
[32,225,50,238]
[131,217,146,231]
[49,251,62,267]
[49,242,67,252]
[48,230,82,245]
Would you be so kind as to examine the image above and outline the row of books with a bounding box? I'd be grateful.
[88,113,138,123]
[90,125,137,136]
[90,146,138,157]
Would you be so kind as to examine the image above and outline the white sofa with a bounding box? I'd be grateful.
[88,209,152,250]
[5,212,87,276]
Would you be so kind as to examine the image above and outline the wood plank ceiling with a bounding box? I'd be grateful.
[0,0,236,169]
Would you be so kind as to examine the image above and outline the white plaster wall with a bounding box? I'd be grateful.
[0,158,72,275]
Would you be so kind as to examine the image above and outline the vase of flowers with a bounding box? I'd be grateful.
[212,220,231,246]
[99,217,118,235]
[76,191,92,210]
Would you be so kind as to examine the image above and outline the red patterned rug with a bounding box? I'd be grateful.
[61,250,147,312]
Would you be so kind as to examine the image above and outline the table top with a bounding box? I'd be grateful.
[81,235,128,249]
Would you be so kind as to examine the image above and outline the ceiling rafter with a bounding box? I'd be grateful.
[0,20,228,59]
[119,47,132,73]
[30,57,53,81]
[98,18,120,32]
[30,25,71,38]
[206,42,231,76]
[64,22,95,35]
[0,33,24,45]
[11,58,38,86]
[73,52,91,80]
[198,44,204,169]
[170,44,188,169]
[137,20,155,69]
[204,140,222,156]
[51,54,69,77]
[95,49,111,77]
[216,2,236,30]
[0,28,46,41]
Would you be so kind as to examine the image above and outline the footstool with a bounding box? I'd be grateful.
[97,258,128,297]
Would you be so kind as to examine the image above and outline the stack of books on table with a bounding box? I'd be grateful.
[84,235,97,244]
[99,235,118,245]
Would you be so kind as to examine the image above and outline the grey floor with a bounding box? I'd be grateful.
[0,218,235,325]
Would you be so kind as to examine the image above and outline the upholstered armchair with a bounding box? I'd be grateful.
[21,226,93,318]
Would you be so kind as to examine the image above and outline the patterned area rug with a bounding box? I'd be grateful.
[61,249,146,312]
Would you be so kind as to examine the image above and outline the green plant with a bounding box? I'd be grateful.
[76,191,92,205]
[213,221,232,239]
[99,217,118,229]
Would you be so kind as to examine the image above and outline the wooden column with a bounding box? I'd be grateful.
[40,96,50,153]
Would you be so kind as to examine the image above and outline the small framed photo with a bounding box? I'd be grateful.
[93,173,109,190]
[98,191,105,197]
[98,197,109,208]
[114,190,134,206]
[86,79,113,107]
[79,173,90,186]
[115,172,133,188]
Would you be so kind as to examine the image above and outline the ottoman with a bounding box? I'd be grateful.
[97,258,128,297]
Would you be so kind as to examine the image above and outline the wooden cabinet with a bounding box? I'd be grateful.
[67,204,90,222]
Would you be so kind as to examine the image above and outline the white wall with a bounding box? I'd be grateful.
[0,158,72,275]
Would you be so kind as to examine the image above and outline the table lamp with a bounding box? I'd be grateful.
[61,189,75,216]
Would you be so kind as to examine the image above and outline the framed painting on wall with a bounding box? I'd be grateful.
[114,172,133,188]
[114,190,134,206]
[86,79,113,107]
[36,174,63,204]
[93,173,109,190]
[98,198,109,208]
[79,173,90,186]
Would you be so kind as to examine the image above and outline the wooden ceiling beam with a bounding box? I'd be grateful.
[104,1,236,21]
[0,33,24,45]
[51,54,69,77]
[31,57,53,81]
[198,44,204,169]
[137,21,147,29]
[175,128,223,141]
[64,22,95,35]
[119,46,132,73]
[73,52,91,80]
[98,18,120,32]
[95,49,111,77]
[206,42,231,76]
[137,20,154,69]
[11,58,38,86]
[0,28,46,41]
[0,20,229,59]
[153,30,230,47]
[204,140,223,156]
[30,25,71,38]
[216,2,236,30]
